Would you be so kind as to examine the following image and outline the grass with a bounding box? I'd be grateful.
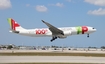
[0,52,105,57]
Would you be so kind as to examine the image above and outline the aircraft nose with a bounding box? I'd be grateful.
[93,29,97,32]
[92,28,97,32]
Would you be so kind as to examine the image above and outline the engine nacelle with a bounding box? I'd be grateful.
[63,31,71,36]
[58,31,71,39]
[58,36,67,39]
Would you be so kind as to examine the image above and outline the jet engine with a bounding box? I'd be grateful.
[63,31,71,36]
[57,31,71,39]
[58,36,67,39]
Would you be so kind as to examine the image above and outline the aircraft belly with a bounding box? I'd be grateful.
[33,34,52,37]
[19,33,52,37]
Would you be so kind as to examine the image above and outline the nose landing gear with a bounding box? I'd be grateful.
[87,34,89,37]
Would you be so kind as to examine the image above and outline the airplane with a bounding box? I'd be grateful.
[7,18,96,42]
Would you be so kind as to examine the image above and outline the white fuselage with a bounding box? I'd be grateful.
[12,26,96,38]
[8,18,96,40]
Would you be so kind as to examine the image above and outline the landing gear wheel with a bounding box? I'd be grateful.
[50,38,55,42]
[50,39,53,42]
[87,34,89,38]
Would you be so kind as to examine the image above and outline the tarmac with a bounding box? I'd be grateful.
[0,56,105,63]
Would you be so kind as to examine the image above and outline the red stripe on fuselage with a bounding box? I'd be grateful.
[11,19,15,30]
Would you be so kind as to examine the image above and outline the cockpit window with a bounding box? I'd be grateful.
[93,28,95,29]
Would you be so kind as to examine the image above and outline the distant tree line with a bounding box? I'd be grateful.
[87,46,105,49]
[0,45,105,49]
[0,45,13,49]
[101,46,105,49]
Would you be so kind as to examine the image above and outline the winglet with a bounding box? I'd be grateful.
[41,20,45,23]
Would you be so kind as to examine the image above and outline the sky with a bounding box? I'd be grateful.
[0,0,105,47]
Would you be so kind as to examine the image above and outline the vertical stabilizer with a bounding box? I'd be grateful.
[7,18,26,31]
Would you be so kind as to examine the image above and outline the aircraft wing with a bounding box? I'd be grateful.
[42,20,64,36]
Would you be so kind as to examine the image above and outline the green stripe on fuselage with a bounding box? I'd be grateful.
[76,26,82,34]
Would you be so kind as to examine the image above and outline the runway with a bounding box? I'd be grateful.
[0,56,105,63]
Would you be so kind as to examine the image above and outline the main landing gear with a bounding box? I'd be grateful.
[87,34,89,38]
[50,32,64,42]
[50,36,57,42]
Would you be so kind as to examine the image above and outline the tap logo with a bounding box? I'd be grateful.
[76,26,88,34]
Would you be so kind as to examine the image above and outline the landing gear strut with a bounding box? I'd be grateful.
[87,34,89,37]
[50,36,57,42]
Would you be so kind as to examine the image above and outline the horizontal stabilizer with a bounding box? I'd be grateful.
[10,29,19,33]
